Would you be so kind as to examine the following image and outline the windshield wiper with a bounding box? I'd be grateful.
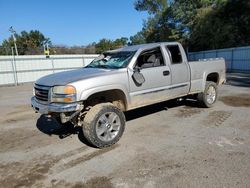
[86,64,110,69]
[85,65,94,68]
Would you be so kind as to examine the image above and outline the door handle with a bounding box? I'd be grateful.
[163,70,170,76]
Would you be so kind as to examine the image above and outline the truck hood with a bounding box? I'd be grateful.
[36,68,114,86]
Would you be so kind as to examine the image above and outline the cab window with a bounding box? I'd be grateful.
[135,47,164,69]
[166,45,183,64]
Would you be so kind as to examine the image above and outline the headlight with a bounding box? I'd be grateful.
[51,85,76,103]
[53,85,76,94]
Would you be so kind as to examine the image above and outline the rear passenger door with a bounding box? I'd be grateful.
[128,47,171,108]
[165,44,190,96]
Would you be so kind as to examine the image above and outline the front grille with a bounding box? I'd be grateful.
[34,84,50,103]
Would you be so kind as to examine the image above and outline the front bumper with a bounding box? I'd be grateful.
[31,96,81,114]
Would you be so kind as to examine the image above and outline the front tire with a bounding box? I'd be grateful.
[197,81,218,108]
[82,103,125,148]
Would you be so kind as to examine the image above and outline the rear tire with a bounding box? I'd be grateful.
[197,81,218,108]
[81,103,125,148]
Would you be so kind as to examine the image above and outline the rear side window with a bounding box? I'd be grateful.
[166,45,182,64]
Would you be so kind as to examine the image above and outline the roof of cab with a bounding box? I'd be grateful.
[107,42,181,53]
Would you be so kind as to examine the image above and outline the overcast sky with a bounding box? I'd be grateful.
[0,0,148,46]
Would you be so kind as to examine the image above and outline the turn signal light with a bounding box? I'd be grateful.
[64,86,76,94]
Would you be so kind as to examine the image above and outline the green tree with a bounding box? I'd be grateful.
[129,31,146,45]
[188,0,250,51]
[95,37,128,53]
[133,0,250,51]
[134,0,167,14]
[113,37,128,48]
[133,0,182,43]
[0,30,51,55]
[0,40,13,55]
[95,39,114,53]
[168,0,216,48]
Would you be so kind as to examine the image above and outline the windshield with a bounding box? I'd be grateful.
[86,51,135,69]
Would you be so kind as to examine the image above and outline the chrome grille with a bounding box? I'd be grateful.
[34,84,50,103]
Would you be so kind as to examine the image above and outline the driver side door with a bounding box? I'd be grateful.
[128,47,172,109]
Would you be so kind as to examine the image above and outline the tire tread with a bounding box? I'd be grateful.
[197,81,217,108]
[82,103,125,148]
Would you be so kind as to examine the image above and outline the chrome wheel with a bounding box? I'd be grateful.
[96,112,121,142]
[206,85,216,104]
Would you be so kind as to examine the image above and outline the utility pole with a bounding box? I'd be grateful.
[9,26,19,56]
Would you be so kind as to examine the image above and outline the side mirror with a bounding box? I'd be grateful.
[132,69,145,86]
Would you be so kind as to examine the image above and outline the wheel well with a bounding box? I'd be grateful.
[206,73,219,84]
[85,89,127,111]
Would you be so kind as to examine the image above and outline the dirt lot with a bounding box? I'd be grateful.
[0,73,250,188]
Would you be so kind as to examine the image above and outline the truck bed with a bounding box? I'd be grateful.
[188,58,226,94]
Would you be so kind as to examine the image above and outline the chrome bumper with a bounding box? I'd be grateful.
[31,96,81,114]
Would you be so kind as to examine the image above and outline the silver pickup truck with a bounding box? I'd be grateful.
[31,42,226,148]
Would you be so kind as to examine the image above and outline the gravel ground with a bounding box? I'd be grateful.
[0,73,249,188]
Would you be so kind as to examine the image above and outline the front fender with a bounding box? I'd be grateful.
[79,84,131,105]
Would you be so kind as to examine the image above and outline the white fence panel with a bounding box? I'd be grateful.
[188,46,250,72]
[0,54,98,85]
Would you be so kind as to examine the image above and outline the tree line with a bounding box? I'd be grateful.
[130,0,250,51]
[1,0,249,55]
[0,30,128,55]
